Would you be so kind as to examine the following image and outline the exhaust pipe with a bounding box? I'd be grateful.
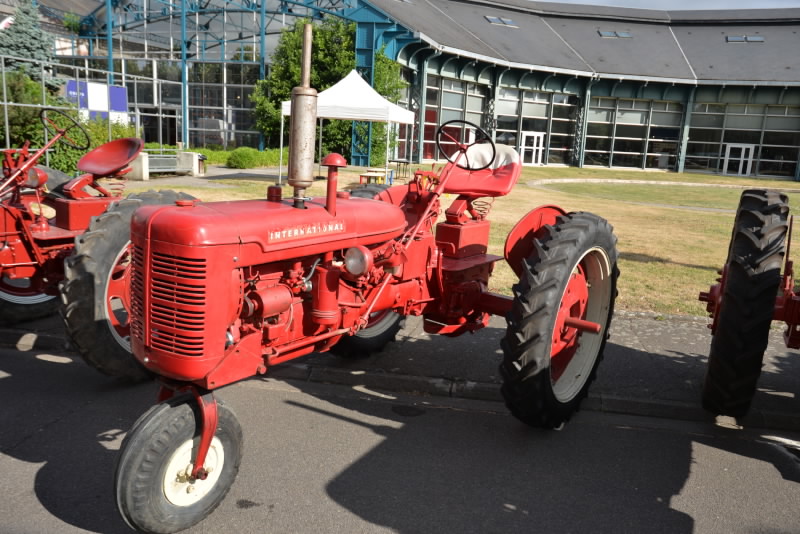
[287,23,317,209]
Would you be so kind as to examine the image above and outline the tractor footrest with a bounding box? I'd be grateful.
[441,253,503,272]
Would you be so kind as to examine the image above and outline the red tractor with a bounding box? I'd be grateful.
[113,33,619,533]
[1,108,192,380]
[699,189,796,417]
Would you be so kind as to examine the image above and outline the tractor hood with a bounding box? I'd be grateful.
[131,196,407,262]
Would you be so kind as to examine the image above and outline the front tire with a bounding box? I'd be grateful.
[702,189,788,417]
[500,212,618,428]
[115,396,243,534]
[60,190,196,381]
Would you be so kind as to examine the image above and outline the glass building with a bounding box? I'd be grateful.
[16,0,800,177]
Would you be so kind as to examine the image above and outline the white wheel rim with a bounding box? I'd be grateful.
[0,277,56,305]
[551,246,612,403]
[162,436,225,507]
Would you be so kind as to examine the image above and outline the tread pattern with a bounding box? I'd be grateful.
[60,190,195,381]
[702,189,788,417]
[500,212,618,428]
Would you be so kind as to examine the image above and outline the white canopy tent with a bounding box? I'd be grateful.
[279,70,415,182]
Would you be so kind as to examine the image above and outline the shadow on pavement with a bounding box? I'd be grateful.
[0,342,157,533]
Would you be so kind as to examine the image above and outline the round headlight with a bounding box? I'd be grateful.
[344,246,373,276]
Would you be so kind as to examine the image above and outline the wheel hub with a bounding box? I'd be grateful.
[163,436,224,506]
[551,265,589,381]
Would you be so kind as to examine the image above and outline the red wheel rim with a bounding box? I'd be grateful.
[104,245,132,344]
[551,263,590,382]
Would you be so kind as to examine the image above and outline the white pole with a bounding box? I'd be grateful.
[385,122,390,180]
[278,114,284,185]
[318,117,323,178]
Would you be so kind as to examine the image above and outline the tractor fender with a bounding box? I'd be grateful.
[503,204,567,279]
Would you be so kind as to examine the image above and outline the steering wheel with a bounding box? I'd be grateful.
[40,109,91,151]
[435,119,496,172]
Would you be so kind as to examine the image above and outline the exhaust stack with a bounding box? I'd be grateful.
[287,23,317,209]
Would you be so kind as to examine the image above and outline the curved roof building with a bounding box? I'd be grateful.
[352,1,800,176]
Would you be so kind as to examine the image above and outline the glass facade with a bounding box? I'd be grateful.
[422,75,488,160]
[686,103,800,177]
[400,71,799,178]
[185,61,260,149]
[585,98,682,170]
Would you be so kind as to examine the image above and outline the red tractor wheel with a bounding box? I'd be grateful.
[115,395,242,534]
[330,184,404,359]
[0,276,58,325]
[0,166,77,325]
[60,190,196,381]
[702,189,788,417]
[500,212,618,429]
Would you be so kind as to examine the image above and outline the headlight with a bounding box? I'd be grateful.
[344,246,373,276]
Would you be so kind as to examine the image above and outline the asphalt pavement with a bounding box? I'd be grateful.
[3,310,799,432]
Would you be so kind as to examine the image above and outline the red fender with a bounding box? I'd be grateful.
[503,204,567,279]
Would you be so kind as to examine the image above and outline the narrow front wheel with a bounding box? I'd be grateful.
[115,396,243,534]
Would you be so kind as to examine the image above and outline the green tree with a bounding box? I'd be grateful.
[252,17,406,163]
[365,46,407,166]
[252,17,355,155]
[0,71,46,147]
[0,3,53,81]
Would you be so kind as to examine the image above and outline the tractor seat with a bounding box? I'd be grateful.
[442,143,521,198]
[77,138,144,177]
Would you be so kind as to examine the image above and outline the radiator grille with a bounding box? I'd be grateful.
[131,245,208,357]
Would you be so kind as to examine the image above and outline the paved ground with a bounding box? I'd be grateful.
[4,310,800,431]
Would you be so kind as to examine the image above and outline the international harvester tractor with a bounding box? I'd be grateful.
[114,25,619,534]
[699,189,797,417]
[1,108,192,380]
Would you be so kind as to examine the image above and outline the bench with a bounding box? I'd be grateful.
[130,152,203,181]
[148,154,193,175]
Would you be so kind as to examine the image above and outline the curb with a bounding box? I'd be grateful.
[269,363,800,433]
[4,321,799,432]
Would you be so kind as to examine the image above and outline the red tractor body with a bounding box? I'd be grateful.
[129,156,519,389]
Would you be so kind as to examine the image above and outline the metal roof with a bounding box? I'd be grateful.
[367,0,800,85]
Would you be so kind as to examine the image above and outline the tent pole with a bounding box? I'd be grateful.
[279,115,285,186]
[385,123,390,178]
[318,117,323,178]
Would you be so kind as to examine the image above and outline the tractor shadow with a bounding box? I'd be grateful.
[0,326,156,533]
[272,316,800,533]
[619,251,719,272]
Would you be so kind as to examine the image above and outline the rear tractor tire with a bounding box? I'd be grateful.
[60,190,196,381]
[500,212,618,429]
[702,189,788,417]
[331,183,403,358]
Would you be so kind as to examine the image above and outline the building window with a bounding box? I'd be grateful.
[586,97,684,170]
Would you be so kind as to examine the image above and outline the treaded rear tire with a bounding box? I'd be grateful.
[60,190,196,381]
[331,183,403,358]
[702,189,788,417]
[500,212,618,429]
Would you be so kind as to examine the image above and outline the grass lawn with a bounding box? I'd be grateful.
[126,164,800,317]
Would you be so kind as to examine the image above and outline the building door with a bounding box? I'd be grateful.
[723,143,755,176]
[520,131,545,165]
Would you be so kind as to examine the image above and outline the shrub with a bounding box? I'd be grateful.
[225,146,288,168]
[226,147,261,169]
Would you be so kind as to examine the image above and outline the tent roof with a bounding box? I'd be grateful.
[281,70,414,124]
